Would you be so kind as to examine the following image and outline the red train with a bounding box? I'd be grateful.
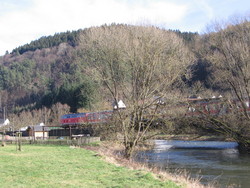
[60,98,250,126]
[60,110,113,126]
[186,98,250,116]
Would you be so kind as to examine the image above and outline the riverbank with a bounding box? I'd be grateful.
[0,144,181,188]
[153,134,233,142]
[83,141,215,188]
[136,139,247,188]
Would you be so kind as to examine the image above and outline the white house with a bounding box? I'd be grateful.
[0,119,10,128]
[113,100,126,109]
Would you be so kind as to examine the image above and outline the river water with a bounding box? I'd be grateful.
[135,140,250,188]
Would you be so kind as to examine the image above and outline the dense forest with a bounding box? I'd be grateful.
[11,30,80,55]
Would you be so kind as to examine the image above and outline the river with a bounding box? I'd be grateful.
[135,140,250,188]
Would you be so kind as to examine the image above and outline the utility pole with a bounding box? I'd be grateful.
[3,106,6,121]
[0,94,2,109]
[1,106,6,147]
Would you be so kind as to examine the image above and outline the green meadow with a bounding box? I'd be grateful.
[0,145,181,188]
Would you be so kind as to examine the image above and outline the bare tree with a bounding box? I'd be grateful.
[8,103,70,131]
[80,25,193,158]
[201,17,250,152]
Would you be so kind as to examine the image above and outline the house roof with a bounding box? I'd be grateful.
[29,125,49,132]
[20,126,28,131]
[0,119,10,127]
[113,100,126,109]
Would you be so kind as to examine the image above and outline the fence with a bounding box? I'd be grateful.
[1,136,100,146]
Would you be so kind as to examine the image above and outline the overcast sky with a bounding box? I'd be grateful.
[0,0,249,55]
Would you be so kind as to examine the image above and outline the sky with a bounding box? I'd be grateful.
[0,0,250,55]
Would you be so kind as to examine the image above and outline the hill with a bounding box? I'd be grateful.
[0,24,200,113]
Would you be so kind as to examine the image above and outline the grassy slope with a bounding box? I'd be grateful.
[0,145,180,188]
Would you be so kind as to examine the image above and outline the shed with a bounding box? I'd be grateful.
[27,123,49,139]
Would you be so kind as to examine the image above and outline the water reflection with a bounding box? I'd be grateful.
[135,140,250,188]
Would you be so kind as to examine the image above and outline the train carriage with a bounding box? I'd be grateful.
[60,110,113,126]
[60,98,250,126]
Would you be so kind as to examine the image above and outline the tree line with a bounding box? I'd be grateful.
[12,30,80,55]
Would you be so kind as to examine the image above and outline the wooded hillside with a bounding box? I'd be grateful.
[0,24,199,114]
[0,21,248,115]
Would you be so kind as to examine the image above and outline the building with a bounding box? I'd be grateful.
[0,119,10,128]
[27,123,49,139]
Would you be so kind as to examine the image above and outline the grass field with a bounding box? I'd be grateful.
[0,144,181,188]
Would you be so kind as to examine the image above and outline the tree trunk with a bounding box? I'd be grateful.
[124,142,135,159]
[237,141,250,154]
